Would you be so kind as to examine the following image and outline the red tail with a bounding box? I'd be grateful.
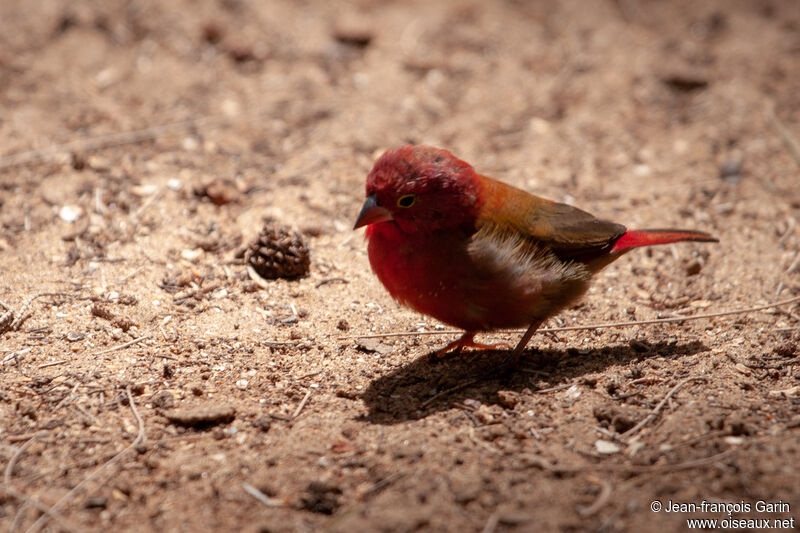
[611,229,718,253]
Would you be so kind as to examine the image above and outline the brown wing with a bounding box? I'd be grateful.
[475,174,626,261]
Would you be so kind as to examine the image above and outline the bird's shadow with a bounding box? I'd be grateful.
[360,339,710,424]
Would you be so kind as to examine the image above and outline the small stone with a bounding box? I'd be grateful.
[332,18,373,48]
[774,340,796,357]
[719,160,742,182]
[685,260,702,276]
[85,497,108,509]
[595,439,622,454]
[236,379,249,390]
[87,155,111,171]
[59,205,83,223]
[194,179,239,205]
[661,71,709,92]
[480,424,508,441]
[355,338,393,355]
[251,416,272,432]
[182,137,199,151]
[725,414,753,436]
[475,405,495,425]
[163,404,236,427]
[66,331,85,342]
[633,164,652,177]
[181,248,204,262]
[131,184,158,196]
[496,390,519,409]
[300,482,342,515]
[152,390,175,409]
[769,385,800,398]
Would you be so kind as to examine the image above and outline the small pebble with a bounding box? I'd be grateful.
[685,260,702,276]
[595,439,621,454]
[85,497,108,509]
[66,331,85,342]
[59,205,83,223]
[163,404,236,427]
[496,390,519,409]
[181,248,204,262]
[720,159,742,182]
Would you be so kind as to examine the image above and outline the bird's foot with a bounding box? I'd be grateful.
[430,332,510,361]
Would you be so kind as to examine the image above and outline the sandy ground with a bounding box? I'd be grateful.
[1,0,800,531]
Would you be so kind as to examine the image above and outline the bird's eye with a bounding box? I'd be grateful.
[396,194,416,208]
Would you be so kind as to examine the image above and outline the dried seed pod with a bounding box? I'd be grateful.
[246,223,310,280]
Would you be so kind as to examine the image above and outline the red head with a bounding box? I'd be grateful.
[353,145,483,234]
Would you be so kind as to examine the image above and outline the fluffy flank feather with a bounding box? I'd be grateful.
[469,225,590,286]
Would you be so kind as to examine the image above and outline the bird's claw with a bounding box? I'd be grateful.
[430,332,510,360]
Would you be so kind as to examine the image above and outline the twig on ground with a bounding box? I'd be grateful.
[786,253,800,275]
[2,348,31,365]
[628,448,736,474]
[4,436,37,486]
[576,477,613,517]
[291,390,313,420]
[361,472,405,498]
[37,360,67,369]
[0,111,275,169]
[93,335,150,356]
[480,512,531,533]
[242,482,282,508]
[173,282,222,304]
[25,387,146,533]
[1,292,72,334]
[621,377,707,439]
[340,295,800,341]
[532,384,572,394]
[315,277,349,288]
[769,109,800,167]
[1,484,84,533]
[481,513,500,533]
[245,263,271,290]
[130,187,162,221]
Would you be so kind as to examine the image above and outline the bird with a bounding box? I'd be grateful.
[353,145,717,363]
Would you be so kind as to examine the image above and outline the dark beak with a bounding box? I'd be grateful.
[354,194,393,229]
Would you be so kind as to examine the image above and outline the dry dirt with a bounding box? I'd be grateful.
[2,1,800,532]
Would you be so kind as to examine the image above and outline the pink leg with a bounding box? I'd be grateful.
[507,319,544,365]
[433,332,510,358]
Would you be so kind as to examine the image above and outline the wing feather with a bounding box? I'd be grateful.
[475,175,626,260]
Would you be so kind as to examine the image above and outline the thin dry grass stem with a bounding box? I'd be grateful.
[25,387,145,533]
[4,436,37,487]
[0,112,273,169]
[769,109,800,167]
[341,295,800,341]
[0,485,84,533]
[621,377,707,440]
[291,390,313,420]
[92,335,150,356]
